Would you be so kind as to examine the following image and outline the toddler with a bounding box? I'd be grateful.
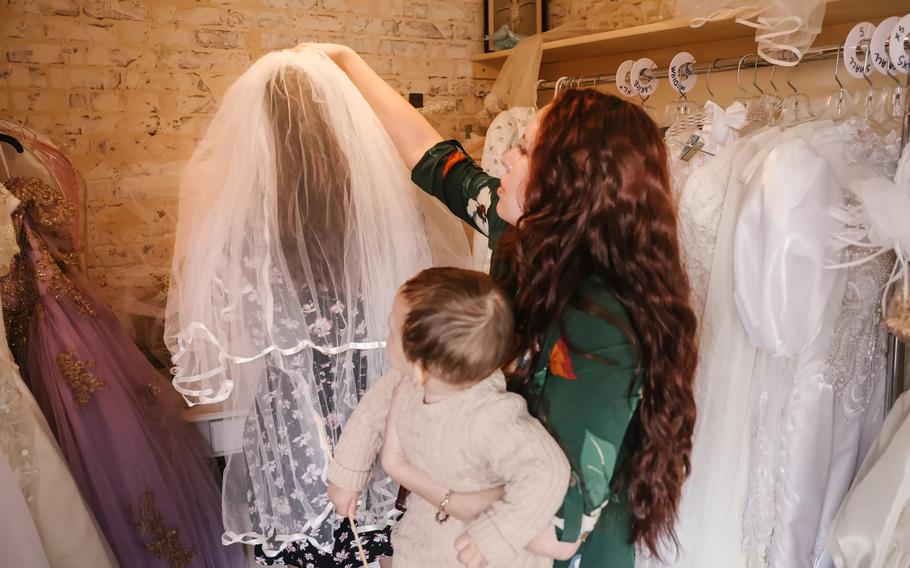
[327,267,575,567]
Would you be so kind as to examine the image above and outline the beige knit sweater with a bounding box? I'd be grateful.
[328,369,570,568]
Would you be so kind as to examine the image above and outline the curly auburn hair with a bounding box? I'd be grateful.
[496,90,698,556]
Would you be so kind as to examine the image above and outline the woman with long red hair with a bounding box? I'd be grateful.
[307,43,698,567]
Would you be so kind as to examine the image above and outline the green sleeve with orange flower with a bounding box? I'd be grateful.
[410,140,508,245]
[522,278,641,564]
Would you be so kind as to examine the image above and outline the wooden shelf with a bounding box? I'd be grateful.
[472,0,910,72]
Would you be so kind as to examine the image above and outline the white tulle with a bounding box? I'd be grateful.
[165,48,469,554]
[675,0,831,65]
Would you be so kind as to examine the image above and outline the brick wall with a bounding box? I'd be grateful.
[0,0,489,351]
[547,0,672,30]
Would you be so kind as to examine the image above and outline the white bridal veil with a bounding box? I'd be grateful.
[165,48,469,553]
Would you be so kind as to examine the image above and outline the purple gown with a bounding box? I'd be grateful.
[1,176,245,568]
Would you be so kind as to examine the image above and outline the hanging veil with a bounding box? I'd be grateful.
[675,0,831,65]
[165,48,470,554]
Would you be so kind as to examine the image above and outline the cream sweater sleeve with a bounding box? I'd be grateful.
[465,395,570,566]
[327,370,403,490]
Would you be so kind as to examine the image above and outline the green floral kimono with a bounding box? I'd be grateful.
[412,140,642,567]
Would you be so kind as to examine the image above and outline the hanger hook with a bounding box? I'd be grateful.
[768,64,779,94]
[705,58,718,100]
[860,44,874,88]
[555,76,568,96]
[833,47,845,91]
[736,54,751,96]
[785,65,798,95]
[751,55,765,96]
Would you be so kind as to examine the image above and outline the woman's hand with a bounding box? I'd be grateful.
[327,483,359,519]
[291,42,352,66]
[380,388,505,522]
[455,533,489,568]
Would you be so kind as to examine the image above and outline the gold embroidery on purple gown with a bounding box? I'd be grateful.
[3,177,75,241]
[140,377,163,406]
[56,351,105,407]
[0,179,117,567]
[1,178,92,358]
[0,175,244,567]
[129,491,195,568]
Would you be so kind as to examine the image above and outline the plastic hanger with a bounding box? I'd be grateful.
[822,47,853,122]
[775,64,816,125]
[0,133,23,181]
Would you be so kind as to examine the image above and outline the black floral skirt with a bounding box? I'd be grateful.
[255,521,392,567]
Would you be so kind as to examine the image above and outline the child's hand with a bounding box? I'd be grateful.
[454,532,489,568]
[526,523,582,560]
[327,483,359,519]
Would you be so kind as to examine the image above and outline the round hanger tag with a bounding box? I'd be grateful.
[889,14,910,75]
[631,57,657,97]
[669,52,696,94]
[844,22,875,79]
[615,60,635,97]
[870,16,898,75]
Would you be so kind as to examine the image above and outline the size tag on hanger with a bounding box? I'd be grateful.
[870,16,899,75]
[844,22,876,79]
[616,60,636,97]
[890,14,910,74]
[669,52,696,95]
[631,58,658,98]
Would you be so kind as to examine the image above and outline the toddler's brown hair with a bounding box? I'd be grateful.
[399,267,514,385]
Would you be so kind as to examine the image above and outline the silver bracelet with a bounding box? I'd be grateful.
[435,489,454,524]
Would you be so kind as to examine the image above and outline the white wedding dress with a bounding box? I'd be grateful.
[639,124,791,568]
[827,389,910,567]
[736,119,900,568]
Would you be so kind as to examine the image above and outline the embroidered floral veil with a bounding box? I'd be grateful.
[165,48,469,554]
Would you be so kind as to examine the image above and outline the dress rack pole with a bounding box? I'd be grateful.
[536,38,910,92]
[536,45,844,91]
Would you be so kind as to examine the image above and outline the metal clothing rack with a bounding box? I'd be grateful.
[536,42,910,92]
[534,32,910,410]
[887,30,910,409]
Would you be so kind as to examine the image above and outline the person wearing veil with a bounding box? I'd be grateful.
[300,44,698,568]
[165,49,471,566]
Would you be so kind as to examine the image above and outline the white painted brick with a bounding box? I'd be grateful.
[1,0,489,319]
[84,0,151,21]
[36,0,81,17]
[195,29,246,49]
